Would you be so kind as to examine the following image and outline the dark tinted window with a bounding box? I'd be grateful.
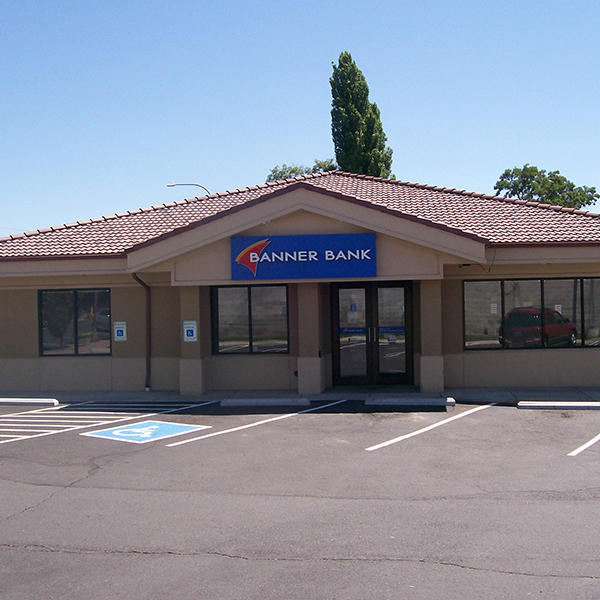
[543,279,580,346]
[40,289,111,355]
[212,285,288,354]
[464,281,502,349]
[583,279,600,346]
[464,278,596,349]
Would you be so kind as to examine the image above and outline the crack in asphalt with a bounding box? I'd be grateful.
[2,477,600,504]
[1,542,599,580]
[0,451,133,523]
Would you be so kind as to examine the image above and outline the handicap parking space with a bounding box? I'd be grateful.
[4,397,600,599]
[0,400,217,445]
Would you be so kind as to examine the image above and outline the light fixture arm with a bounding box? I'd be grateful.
[166,183,211,195]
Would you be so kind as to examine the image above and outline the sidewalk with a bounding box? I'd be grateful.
[2,387,600,408]
[446,387,600,405]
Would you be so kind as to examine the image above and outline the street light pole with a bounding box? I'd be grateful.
[166,183,211,195]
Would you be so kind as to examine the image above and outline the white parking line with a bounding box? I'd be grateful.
[568,432,600,456]
[166,399,347,447]
[365,404,496,451]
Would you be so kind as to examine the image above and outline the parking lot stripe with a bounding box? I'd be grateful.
[365,404,496,451]
[0,418,103,423]
[0,428,57,432]
[567,432,600,456]
[166,399,348,447]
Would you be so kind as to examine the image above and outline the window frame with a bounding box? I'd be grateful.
[211,284,290,355]
[463,278,594,350]
[38,288,112,356]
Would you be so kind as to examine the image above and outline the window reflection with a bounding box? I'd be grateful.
[464,278,596,349]
[40,289,110,355]
[584,279,600,346]
[41,291,75,355]
[217,287,250,353]
[213,285,288,354]
[542,280,580,346]
[77,290,111,354]
[464,281,502,348]
[251,286,288,352]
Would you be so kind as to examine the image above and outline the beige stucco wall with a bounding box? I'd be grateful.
[167,210,459,286]
[4,267,600,393]
[0,282,182,392]
[0,289,38,358]
[206,355,297,391]
[445,349,600,388]
[418,280,444,392]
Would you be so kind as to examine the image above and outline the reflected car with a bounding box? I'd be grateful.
[499,307,577,348]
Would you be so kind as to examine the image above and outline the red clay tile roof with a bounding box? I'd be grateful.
[1,171,600,260]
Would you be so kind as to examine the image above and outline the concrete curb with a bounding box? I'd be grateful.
[220,396,455,409]
[221,398,311,407]
[518,401,600,410]
[0,398,59,406]
[365,396,455,407]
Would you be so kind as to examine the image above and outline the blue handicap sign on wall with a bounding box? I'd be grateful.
[81,420,210,444]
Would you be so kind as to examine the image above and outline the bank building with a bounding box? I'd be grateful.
[1,171,599,395]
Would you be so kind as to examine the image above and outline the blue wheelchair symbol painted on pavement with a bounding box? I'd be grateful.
[81,420,211,444]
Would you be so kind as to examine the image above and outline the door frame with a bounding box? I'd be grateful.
[331,281,413,386]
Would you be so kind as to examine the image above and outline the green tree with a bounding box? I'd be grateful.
[266,158,337,182]
[330,51,393,178]
[494,164,598,209]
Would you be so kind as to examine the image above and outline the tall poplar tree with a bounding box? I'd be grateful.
[330,51,393,178]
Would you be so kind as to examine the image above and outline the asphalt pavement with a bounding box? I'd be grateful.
[2,396,600,599]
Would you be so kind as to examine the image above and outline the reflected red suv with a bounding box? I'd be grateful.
[499,307,577,348]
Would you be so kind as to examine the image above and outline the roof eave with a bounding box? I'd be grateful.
[489,241,600,248]
[0,252,127,262]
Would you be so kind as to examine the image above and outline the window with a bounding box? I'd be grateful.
[464,281,502,349]
[39,289,111,355]
[583,279,600,346]
[542,279,580,347]
[464,279,598,350]
[211,285,289,353]
[503,280,543,348]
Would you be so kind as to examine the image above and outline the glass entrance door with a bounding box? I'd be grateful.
[376,286,407,379]
[337,287,368,380]
[332,283,412,385]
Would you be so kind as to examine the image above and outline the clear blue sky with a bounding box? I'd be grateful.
[1,0,599,235]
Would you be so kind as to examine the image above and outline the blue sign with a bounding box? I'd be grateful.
[379,326,405,334]
[340,327,366,335]
[231,233,376,280]
[81,420,210,444]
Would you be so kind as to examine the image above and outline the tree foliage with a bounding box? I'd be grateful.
[330,51,393,178]
[494,164,598,209]
[266,158,337,182]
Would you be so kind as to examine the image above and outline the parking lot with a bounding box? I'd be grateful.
[2,396,600,599]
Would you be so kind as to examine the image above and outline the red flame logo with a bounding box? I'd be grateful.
[235,239,271,276]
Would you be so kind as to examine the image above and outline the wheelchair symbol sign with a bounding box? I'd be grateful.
[82,420,210,444]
